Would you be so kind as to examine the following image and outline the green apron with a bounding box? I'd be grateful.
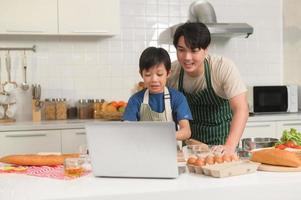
[178,59,232,145]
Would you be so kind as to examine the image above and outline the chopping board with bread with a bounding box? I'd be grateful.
[250,128,301,172]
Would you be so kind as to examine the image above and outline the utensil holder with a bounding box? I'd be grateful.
[32,99,42,122]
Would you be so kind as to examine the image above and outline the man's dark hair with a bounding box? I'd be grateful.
[139,47,171,73]
[173,22,211,50]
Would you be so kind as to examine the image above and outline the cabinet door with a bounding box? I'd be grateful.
[276,120,301,138]
[0,130,61,157]
[0,0,57,35]
[61,129,87,153]
[242,122,277,139]
[58,0,120,35]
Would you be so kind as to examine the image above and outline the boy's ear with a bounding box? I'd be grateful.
[167,70,171,78]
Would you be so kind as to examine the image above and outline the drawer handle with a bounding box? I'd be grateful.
[282,123,301,126]
[76,132,86,135]
[6,134,47,138]
[246,124,271,128]
[72,30,109,33]
[6,30,44,33]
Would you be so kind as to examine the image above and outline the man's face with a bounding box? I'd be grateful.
[176,36,208,76]
[141,63,170,94]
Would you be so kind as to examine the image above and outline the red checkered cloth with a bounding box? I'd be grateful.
[0,165,91,180]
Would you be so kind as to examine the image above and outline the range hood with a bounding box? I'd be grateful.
[158,0,254,44]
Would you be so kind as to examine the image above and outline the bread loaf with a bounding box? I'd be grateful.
[0,153,79,166]
[250,148,301,167]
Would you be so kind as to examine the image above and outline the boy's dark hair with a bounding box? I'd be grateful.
[173,22,211,50]
[139,47,171,73]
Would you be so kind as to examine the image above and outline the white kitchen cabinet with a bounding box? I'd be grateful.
[0,0,57,35]
[276,120,301,138]
[58,0,120,35]
[242,121,277,139]
[61,129,87,153]
[0,130,61,157]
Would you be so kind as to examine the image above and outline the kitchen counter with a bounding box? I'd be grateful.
[0,171,300,200]
[0,119,104,132]
[1,112,301,132]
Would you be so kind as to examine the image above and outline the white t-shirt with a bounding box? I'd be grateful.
[167,55,247,99]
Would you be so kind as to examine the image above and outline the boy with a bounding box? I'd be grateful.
[122,47,192,141]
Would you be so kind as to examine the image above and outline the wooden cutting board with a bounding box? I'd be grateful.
[258,164,301,172]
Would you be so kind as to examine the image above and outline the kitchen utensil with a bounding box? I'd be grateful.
[258,164,301,172]
[188,0,217,23]
[3,51,17,92]
[241,138,279,151]
[21,51,29,91]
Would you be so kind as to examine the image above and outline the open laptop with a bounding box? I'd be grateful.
[85,121,178,178]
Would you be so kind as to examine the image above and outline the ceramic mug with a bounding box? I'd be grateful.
[6,103,17,118]
[0,93,9,104]
[0,105,4,118]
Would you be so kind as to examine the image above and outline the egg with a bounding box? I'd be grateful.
[205,155,215,165]
[222,154,232,162]
[187,156,197,165]
[214,155,224,164]
[194,158,205,166]
[231,154,240,161]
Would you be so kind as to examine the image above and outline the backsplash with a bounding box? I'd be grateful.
[0,0,282,121]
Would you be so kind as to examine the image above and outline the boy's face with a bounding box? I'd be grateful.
[141,63,170,94]
[176,36,208,76]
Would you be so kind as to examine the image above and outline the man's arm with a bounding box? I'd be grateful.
[224,92,249,154]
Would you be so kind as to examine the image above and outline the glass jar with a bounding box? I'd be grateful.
[56,98,67,120]
[44,98,56,120]
[78,99,89,119]
[67,100,78,119]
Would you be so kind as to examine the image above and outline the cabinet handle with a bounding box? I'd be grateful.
[246,124,271,128]
[5,133,47,138]
[282,123,301,126]
[76,132,86,135]
[6,30,44,33]
[72,30,109,33]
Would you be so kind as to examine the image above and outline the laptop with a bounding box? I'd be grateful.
[85,121,178,178]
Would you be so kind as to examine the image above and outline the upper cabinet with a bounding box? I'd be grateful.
[58,0,120,35]
[0,0,120,36]
[0,0,57,35]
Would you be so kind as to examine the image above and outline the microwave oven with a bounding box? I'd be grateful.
[248,85,298,113]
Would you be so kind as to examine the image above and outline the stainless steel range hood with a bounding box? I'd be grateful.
[158,0,254,44]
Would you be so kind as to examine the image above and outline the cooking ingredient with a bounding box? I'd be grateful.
[56,99,67,120]
[44,99,56,120]
[214,155,223,164]
[250,148,301,167]
[194,158,205,166]
[276,128,301,149]
[231,154,239,161]
[205,155,215,165]
[187,156,197,165]
[0,153,79,166]
[222,154,232,162]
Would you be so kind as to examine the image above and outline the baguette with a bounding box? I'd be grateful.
[0,153,79,166]
[250,148,301,167]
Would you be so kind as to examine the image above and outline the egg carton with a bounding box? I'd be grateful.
[201,160,260,178]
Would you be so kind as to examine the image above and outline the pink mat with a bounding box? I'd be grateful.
[0,165,91,180]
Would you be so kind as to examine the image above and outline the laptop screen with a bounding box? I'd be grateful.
[85,121,178,178]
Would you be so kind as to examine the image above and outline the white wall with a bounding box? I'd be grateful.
[0,0,283,121]
[283,0,301,85]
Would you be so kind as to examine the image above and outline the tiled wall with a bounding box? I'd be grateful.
[0,0,282,121]
[283,0,301,85]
